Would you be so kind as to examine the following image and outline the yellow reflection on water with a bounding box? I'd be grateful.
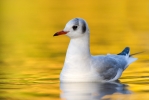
[1,0,149,100]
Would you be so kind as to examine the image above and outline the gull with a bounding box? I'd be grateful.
[53,18,137,82]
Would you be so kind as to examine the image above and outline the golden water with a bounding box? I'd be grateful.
[0,0,149,100]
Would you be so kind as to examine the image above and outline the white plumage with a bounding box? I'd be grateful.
[54,18,137,82]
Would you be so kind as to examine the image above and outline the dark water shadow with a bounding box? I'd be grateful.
[60,81,131,100]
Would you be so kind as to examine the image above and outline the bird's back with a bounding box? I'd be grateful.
[91,52,137,81]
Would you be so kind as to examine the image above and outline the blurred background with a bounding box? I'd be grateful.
[0,0,149,100]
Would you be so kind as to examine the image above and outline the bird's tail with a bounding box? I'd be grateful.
[117,47,144,66]
[129,51,145,57]
[117,47,130,56]
[127,51,144,65]
[117,47,144,57]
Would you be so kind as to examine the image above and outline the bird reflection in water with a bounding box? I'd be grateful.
[60,81,131,100]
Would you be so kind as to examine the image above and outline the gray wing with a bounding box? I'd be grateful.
[94,55,127,80]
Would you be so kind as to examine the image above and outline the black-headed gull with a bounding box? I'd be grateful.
[54,18,137,82]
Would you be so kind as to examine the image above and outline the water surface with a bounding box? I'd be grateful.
[0,0,149,100]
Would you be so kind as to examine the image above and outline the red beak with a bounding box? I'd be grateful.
[53,30,69,36]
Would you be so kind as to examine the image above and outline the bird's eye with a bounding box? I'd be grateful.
[72,25,78,30]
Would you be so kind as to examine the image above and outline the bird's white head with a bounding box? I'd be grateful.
[54,18,89,38]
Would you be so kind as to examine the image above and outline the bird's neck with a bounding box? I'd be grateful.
[66,34,91,59]
[63,34,91,71]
